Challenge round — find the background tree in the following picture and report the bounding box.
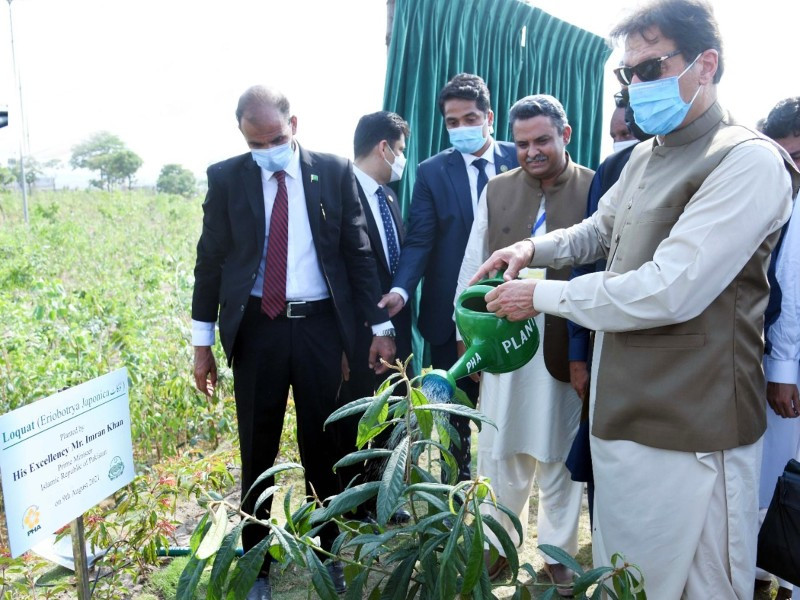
[70,131,142,191]
[0,164,16,187]
[108,149,143,190]
[156,163,197,197]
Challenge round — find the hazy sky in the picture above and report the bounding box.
[0,0,795,188]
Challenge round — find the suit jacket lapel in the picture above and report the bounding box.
[299,146,321,245]
[357,181,391,274]
[445,149,473,232]
[242,156,266,251]
[494,142,517,175]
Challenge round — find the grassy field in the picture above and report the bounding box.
[0,190,784,599]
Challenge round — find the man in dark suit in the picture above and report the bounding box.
[336,111,414,523]
[379,73,519,481]
[191,86,395,600]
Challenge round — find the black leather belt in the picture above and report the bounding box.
[249,296,333,319]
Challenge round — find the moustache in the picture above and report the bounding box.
[525,155,547,164]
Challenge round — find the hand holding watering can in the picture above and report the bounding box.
[423,269,540,393]
[467,239,540,322]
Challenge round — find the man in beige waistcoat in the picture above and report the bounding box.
[454,95,593,590]
[468,1,800,598]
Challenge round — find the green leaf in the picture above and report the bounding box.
[414,403,496,431]
[451,385,474,408]
[419,530,451,562]
[539,588,558,600]
[411,439,456,481]
[368,581,383,600]
[405,582,421,600]
[240,462,303,507]
[225,537,271,600]
[189,513,211,553]
[306,549,338,600]
[377,436,409,525]
[405,490,449,514]
[481,515,519,581]
[310,481,380,523]
[357,391,392,448]
[325,395,379,427]
[491,501,524,546]
[537,544,583,575]
[207,522,245,600]
[333,448,393,471]
[344,569,369,600]
[283,486,295,533]
[175,554,209,600]
[381,555,417,600]
[270,524,305,564]
[196,502,230,559]
[573,566,614,596]
[411,388,433,439]
[461,511,484,593]
[252,485,279,515]
[436,504,466,600]
[435,418,451,449]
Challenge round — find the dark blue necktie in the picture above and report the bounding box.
[376,187,400,274]
[473,157,489,200]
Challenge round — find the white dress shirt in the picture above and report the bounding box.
[764,195,800,383]
[460,140,498,212]
[529,140,793,332]
[193,144,327,345]
[353,166,401,266]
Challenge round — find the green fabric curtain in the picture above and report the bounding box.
[382,0,611,373]
[383,0,612,217]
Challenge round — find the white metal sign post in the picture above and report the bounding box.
[0,368,134,597]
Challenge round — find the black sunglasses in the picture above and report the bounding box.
[613,49,682,86]
[613,91,626,109]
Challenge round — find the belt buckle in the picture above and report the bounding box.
[286,301,306,319]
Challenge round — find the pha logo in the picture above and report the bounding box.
[108,456,124,481]
[23,506,41,536]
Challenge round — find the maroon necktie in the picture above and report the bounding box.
[261,170,288,318]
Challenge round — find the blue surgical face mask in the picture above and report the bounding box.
[448,120,489,154]
[251,141,293,172]
[628,54,702,136]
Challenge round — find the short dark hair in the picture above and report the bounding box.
[508,94,568,134]
[610,0,724,84]
[236,85,290,124]
[759,97,800,139]
[353,111,410,159]
[437,73,491,116]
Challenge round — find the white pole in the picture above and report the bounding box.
[7,0,28,224]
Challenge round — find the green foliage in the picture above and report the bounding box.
[0,190,243,597]
[0,165,15,187]
[0,190,235,459]
[107,149,143,190]
[177,361,649,599]
[157,163,198,197]
[70,132,142,191]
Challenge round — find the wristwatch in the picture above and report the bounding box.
[374,328,396,338]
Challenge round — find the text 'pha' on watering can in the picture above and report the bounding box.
[423,272,540,393]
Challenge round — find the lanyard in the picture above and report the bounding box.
[532,211,546,234]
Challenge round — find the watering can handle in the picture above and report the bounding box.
[477,268,508,287]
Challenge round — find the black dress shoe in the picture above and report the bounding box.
[390,509,412,524]
[327,560,346,594]
[246,576,272,600]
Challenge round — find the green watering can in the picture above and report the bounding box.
[424,272,540,392]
